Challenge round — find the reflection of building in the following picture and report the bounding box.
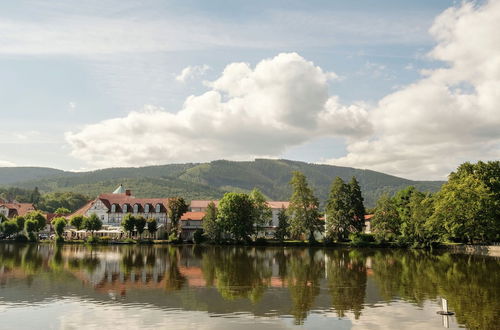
[0,200,36,219]
[69,185,172,237]
[187,200,290,238]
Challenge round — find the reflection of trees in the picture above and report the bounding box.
[0,243,498,330]
[201,247,272,302]
[164,247,186,291]
[371,250,500,330]
[287,248,324,325]
[326,249,366,319]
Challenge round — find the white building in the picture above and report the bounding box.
[69,185,171,237]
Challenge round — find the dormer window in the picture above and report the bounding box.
[144,204,150,213]
[133,204,139,213]
[111,204,116,213]
[123,204,128,213]
[155,204,161,213]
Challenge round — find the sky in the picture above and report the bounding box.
[1,0,498,180]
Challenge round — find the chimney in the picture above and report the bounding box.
[125,189,132,196]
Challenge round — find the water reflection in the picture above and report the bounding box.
[0,243,498,330]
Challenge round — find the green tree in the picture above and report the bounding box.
[249,188,272,234]
[69,215,85,230]
[135,216,147,239]
[288,171,321,242]
[147,218,158,238]
[24,219,38,241]
[122,213,136,238]
[274,207,289,241]
[25,211,47,232]
[371,194,400,242]
[54,207,71,215]
[433,175,497,243]
[400,191,434,245]
[37,192,89,213]
[325,177,352,241]
[217,192,256,241]
[0,213,7,223]
[288,171,322,242]
[14,216,25,233]
[167,197,189,236]
[30,187,41,204]
[348,177,366,232]
[53,217,67,241]
[2,220,18,238]
[431,161,500,243]
[203,202,220,242]
[83,213,102,236]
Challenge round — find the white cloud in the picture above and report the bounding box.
[0,160,15,167]
[69,101,77,112]
[329,0,500,180]
[62,1,500,179]
[175,65,211,83]
[66,53,371,168]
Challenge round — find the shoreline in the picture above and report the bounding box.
[1,239,499,256]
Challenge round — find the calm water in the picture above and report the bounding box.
[0,244,498,330]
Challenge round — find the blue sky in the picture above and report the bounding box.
[1,0,498,180]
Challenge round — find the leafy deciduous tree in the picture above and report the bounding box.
[218,192,256,241]
[147,218,158,238]
[122,213,136,238]
[70,215,85,230]
[167,198,189,236]
[135,216,147,239]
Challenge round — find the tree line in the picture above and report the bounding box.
[202,172,366,243]
[0,188,89,214]
[371,161,500,246]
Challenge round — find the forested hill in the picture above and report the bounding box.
[0,159,444,207]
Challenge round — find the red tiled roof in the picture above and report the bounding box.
[97,193,171,207]
[180,211,205,221]
[67,193,172,218]
[0,203,36,217]
[267,201,290,209]
[190,200,219,208]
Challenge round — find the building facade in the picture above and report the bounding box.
[69,185,171,237]
[0,201,36,219]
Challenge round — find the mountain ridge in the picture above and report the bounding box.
[0,159,444,207]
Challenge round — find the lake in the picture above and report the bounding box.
[0,243,498,330]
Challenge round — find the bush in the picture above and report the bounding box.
[55,236,65,244]
[123,238,136,244]
[193,229,204,244]
[349,232,376,247]
[168,233,181,243]
[86,236,100,244]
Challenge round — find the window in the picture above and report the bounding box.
[155,204,161,213]
[144,204,150,213]
[111,204,116,213]
[123,204,128,213]
[133,204,139,213]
